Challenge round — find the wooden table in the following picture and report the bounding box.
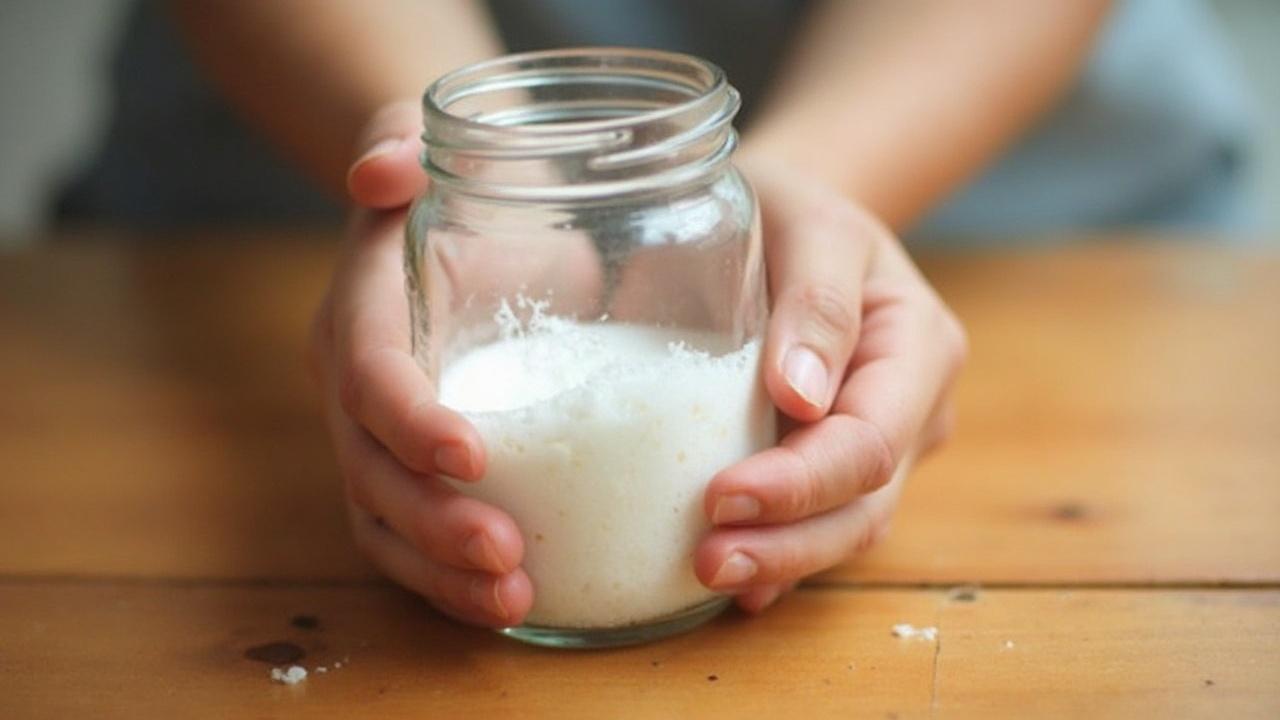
[2,233,1278,718]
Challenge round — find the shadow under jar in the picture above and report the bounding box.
[406,48,773,648]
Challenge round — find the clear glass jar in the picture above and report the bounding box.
[406,48,773,648]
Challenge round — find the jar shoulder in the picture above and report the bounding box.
[409,166,756,250]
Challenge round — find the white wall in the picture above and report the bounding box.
[0,0,1276,246]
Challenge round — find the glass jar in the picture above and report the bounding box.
[406,48,773,648]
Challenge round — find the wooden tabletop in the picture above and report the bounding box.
[2,233,1278,718]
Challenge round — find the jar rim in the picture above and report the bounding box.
[424,47,730,145]
[419,47,741,200]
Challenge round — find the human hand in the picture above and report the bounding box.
[315,102,965,626]
[308,101,533,627]
[694,155,968,612]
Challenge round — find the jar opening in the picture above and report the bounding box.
[421,48,741,200]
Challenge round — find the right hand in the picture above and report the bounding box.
[308,101,533,627]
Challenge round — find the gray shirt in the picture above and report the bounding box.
[55,0,1254,238]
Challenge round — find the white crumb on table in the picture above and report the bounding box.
[315,666,328,673]
[891,623,938,641]
[270,665,308,685]
[1003,640,1015,649]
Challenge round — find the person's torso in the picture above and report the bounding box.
[56,0,1253,237]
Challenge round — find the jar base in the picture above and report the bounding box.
[498,596,731,649]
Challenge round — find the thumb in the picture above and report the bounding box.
[760,194,877,424]
[346,100,429,209]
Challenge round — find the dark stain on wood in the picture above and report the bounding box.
[290,614,320,630]
[1051,502,1088,522]
[244,641,305,665]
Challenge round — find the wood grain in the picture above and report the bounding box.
[0,583,938,720]
[3,236,1279,718]
[0,238,370,581]
[3,582,1276,719]
[934,588,1280,718]
[830,244,1280,584]
[2,239,1276,583]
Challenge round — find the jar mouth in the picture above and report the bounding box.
[421,48,741,200]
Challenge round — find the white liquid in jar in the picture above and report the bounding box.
[439,317,774,628]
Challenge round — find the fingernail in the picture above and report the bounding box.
[783,345,828,407]
[461,532,504,573]
[355,137,403,167]
[470,578,508,620]
[712,494,761,524]
[711,551,758,588]
[435,443,473,478]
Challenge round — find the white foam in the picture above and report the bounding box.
[440,319,774,628]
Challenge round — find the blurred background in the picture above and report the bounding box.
[1,0,1276,248]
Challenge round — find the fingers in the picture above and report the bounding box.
[317,293,519,574]
[350,508,533,628]
[331,210,485,479]
[705,414,896,526]
[316,300,530,626]
[695,491,896,591]
[758,180,880,423]
[347,99,429,209]
[341,344,483,479]
[333,403,522,575]
[833,246,968,467]
[706,246,965,529]
[689,162,966,609]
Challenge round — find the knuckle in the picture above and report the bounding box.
[833,414,897,494]
[851,499,895,554]
[850,505,882,555]
[795,282,858,343]
[339,355,373,419]
[864,428,897,494]
[783,446,824,519]
[391,405,436,473]
[774,536,809,583]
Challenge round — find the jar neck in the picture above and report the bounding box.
[421,48,741,202]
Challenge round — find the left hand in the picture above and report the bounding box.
[694,155,968,612]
